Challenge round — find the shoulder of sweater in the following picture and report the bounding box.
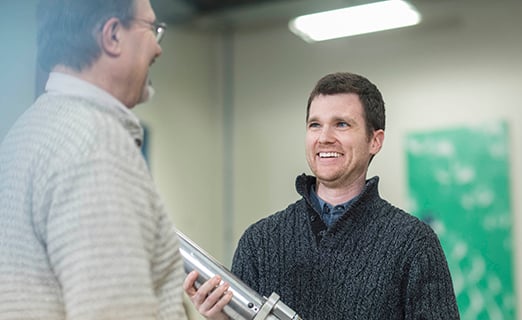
[23,95,136,160]
[1,95,145,184]
[35,94,127,136]
[354,196,438,241]
[381,198,432,225]
[383,203,439,245]
[243,198,307,235]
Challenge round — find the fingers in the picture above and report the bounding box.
[183,271,234,319]
[190,273,227,305]
[198,277,233,316]
[183,270,200,296]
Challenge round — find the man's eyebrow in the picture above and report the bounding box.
[334,115,356,122]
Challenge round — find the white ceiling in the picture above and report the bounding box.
[151,0,455,31]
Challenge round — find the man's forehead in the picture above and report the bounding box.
[134,0,155,19]
[310,94,362,113]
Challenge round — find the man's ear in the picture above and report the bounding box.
[370,129,385,156]
[100,17,122,56]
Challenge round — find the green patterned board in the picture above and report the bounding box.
[405,121,515,319]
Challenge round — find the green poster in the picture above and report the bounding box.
[406,121,515,319]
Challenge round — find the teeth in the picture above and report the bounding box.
[319,152,341,158]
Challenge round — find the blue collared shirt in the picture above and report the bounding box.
[310,185,355,228]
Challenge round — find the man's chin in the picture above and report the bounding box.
[313,171,346,186]
[138,84,155,105]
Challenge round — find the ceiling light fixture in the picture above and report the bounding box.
[288,0,421,43]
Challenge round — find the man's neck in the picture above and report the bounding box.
[52,65,133,109]
[52,65,106,92]
[316,176,366,205]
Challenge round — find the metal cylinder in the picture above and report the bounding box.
[177,231,302,320]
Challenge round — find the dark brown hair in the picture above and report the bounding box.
[306,72,386,138]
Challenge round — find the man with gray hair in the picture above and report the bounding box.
[0,0,187,319]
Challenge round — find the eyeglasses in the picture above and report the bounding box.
[132,19,167,44]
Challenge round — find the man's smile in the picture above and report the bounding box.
[318,152,343,158]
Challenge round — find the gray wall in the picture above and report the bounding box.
[0,1,38,139]
[141,0,522,316]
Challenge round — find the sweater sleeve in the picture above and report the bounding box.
[41,148,183,320]
[404,230,460,320]
[231,224,261,293]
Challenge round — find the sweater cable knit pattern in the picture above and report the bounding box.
[231,174,459,320]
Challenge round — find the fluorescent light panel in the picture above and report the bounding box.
[289,0,421,43]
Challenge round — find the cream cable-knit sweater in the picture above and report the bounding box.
[0,75,187,319]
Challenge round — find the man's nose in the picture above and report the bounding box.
[318,126,335,143]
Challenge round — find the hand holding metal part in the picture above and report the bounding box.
[178,231,303,320]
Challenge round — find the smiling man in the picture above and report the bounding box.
[0,0,187,319]
[184,72,460,320]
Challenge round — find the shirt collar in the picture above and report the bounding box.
[309,184,356,227]
[309,184,325,214]
[309,184,354,212]
[45,72,143,145]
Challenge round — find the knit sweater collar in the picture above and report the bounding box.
[295,174,381,244]
[295,173,380,220]
[295,174,381,214]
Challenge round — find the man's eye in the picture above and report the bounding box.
[337,122,349,127]
[308,122,320,128]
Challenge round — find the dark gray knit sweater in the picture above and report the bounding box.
[231,174,459,319]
